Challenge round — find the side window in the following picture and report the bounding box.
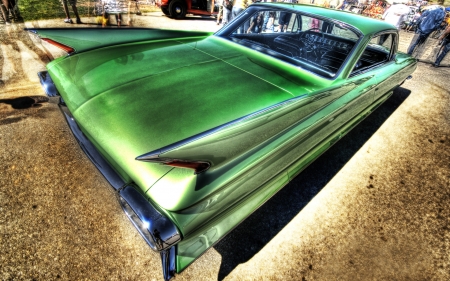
[352,33,395,75]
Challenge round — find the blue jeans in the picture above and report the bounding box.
[435,40,450,66]
[222,7,231,25]
[232,7,243,20]
[407,32,431,55]
[232,7,244,33]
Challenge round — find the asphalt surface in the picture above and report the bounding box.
[1,11,449,281]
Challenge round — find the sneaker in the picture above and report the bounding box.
[64,18,73,23]
[76,19,82,24]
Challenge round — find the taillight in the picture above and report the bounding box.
[41,38,75,54]
[163,160,210,174]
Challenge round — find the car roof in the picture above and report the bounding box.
[253,3,396,36]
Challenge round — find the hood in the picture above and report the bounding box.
[48,36,327,191]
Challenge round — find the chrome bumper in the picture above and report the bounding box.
[39,71,180,281]
[119,186,179,280]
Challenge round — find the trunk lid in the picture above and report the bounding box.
[48,36,327,192]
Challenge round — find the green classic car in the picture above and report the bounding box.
[30,3,416,280]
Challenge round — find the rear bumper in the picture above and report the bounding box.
[38,71,180,281]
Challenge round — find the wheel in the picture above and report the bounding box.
[169,0,186,19]
[161,7,170,16]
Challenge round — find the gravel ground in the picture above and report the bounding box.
[1,11,449,281]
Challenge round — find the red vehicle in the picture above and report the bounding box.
[160,0,218,19]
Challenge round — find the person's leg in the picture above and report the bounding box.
[407,32,428,55]
[60,0,72,23]
[222,7,229,25]
[134,0,141,15]
[9,0,22,21]
[69,0,81,23]
[217,5,222,24]
[116,13,122,27]
[232,7,243,32]
[1,0,11,24]
[434,42,450,66]
[231,6,237,20]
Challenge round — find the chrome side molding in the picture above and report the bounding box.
[38,71,59,97]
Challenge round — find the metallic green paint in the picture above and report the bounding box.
[32,4,417,277]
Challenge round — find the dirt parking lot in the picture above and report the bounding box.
[1,11,449,281]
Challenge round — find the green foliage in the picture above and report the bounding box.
[18,0,97,21]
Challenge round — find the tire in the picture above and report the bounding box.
[161,7,170,16]
[169,0,186,19]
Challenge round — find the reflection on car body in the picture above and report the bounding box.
[30,3,416,280]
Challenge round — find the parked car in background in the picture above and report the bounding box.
[159,0,219,18]
[29,3,416,280]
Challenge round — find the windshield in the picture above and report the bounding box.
[217,7,361,78]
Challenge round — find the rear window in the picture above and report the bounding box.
[220,8,361,78]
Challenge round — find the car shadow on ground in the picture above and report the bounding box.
[0,96,49,110]
[213,86,412,280]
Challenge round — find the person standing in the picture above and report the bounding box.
[222,0,233,25]
[433,25,450,67]
[407,6,445,56]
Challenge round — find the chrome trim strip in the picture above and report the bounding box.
[59,105,126,190]
[119,185,181,252]
[161,246,176,281]
[136,94,308,161]
[38,71,59,97]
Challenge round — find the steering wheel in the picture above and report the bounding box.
[302,29,325,59]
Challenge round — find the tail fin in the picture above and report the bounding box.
[27,28,212,55]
